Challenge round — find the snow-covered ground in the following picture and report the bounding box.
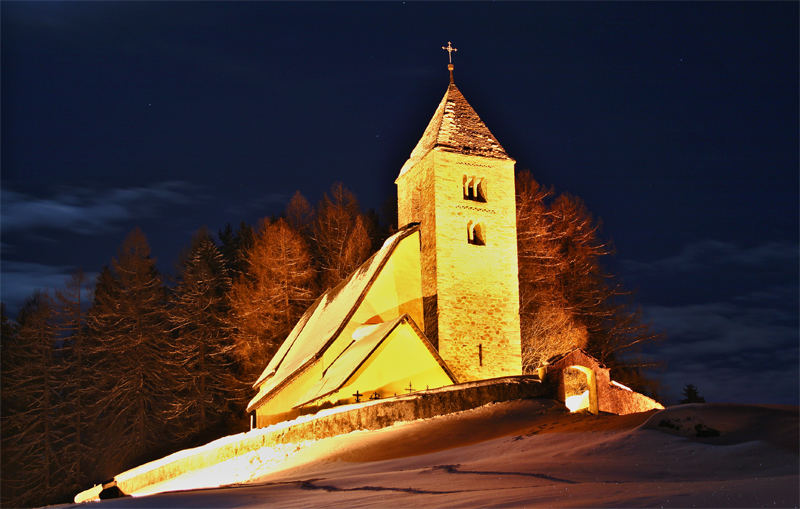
[65,399,798,508]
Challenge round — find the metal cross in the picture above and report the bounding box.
[405,381,415,394]
[442,41,458,64]
[353,390,362,403]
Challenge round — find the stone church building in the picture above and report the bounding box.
[246,59,660,427]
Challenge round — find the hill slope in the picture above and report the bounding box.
[66,400,798,508]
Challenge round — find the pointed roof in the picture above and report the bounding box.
[292,314,456,408]
[246,224,422,412]
[397,81,512,178]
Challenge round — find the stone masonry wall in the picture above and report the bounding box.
[79,377,545,501]
[432,150,522,381]
[397,148,522,382]
[396,152,440,348]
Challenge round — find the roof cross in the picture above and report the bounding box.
[441,41,458,64]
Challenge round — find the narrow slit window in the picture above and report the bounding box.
[479,344,483,366]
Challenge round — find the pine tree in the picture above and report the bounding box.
[311,182,372,290]
[229,218,316,381]
[86,228,171,476]
[168,229,245,441]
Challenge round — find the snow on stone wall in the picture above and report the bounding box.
[76,376,546,502]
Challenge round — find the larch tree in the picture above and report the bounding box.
[285,190,314,234]
[228,218,316,382]
[0,293,69,507]
[516,171,588,370]
[311,182,372,290]
[168,229,245,441]
[85,228,172,476]
[55,269,95,496]
[515,171,660,393]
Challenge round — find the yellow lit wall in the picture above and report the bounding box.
[255,230,432,426]
[322,321,454,405]
[397,148,522,382]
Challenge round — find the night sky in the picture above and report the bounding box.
[2,2,797,405]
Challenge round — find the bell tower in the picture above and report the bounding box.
[395,45,522,382]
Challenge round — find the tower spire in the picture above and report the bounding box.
[441,41,457,83]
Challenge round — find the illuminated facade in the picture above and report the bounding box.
[395,73,522,381]
[248,67,522,426]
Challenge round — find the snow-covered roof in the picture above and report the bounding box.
[291,314,453,408]
[248,224,421,411]
[397,81,512,179]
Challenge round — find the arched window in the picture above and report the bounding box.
[467,221,486,246]
[463,175,487,202]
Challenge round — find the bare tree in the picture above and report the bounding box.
[515,171,661,391]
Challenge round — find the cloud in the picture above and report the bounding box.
[1,261,97,314]
[622,240,798,274]
[640,297,798,405]
[622,239,799,405]
[224,193,289,217]
[1,181,199,235]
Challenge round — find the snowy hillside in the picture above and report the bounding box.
[66,400,798,508]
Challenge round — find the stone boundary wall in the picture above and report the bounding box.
[603,384,664,415]
[76,376,545,502]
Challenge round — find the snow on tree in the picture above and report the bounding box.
[229,218,317,382]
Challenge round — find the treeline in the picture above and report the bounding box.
[0,183,378,507]
[0,176,659,507]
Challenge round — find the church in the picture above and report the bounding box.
[246,47,659,427]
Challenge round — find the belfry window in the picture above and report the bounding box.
[467,221,486,246]
[463,175,487,202]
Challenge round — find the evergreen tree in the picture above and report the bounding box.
[86,228,171,476]
[55,270,95,496]
[0,293,68,507]
[218,221,254,279]
[229,218,316,381]
[311,182,372,290]
[168,229,245,441]
[285,190,314,234]
[680,384,706,403]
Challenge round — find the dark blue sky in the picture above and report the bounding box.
[2,2,797,405]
